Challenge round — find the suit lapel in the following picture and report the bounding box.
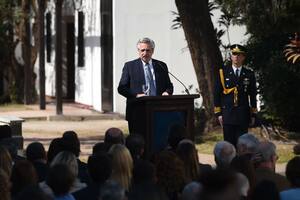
[136,59,146,84]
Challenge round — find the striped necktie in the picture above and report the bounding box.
[145,63,156,96]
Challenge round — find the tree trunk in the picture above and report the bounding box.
[175,0,223,133]
[23,0,33,104]
[55,0,63,115]
[38,0,46,109]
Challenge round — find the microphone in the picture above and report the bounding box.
[156,61,190,95]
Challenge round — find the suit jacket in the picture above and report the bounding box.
[214,65,257,125]
[118,58,173,120]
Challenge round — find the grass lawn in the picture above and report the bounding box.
[0,103,30,112]
[195,127,296,163]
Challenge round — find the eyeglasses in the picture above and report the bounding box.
[139,49,152,52]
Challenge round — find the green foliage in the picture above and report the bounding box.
[215,0,300,131]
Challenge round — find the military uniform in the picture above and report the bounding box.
[214,45,257,146]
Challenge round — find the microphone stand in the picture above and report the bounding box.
[168,71,190,95]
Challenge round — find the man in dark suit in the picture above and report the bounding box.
[214,44,257,147]
[118,37,173,132]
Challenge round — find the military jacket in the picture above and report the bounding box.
[214,65,257,125]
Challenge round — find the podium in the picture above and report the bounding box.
[129,94,199,158]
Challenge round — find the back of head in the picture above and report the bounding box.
[11,160,38,195]
[0,138,18,160]
[125,134,145,160]
[26,142,47,162]
[167,123,186,150]
[99,180,126,200]
[47,138,63,164]
[46,164,76,196]
[199,169,239,200]
[87,152,112,184]
[286,156,300,187]
[61,131,80,157]
[182,181,202,200]
[50,151,78,177]
[237,133,259,155]
[93,142,109,155]
[104,128,125,148]
[214,141,236,169]
[253,141,276,166]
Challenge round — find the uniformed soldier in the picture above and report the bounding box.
[214,44,257,147]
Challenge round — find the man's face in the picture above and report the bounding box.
[231,52,245,67]
[138,42,154,63]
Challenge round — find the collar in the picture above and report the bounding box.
[142,59,153,66]
[232,65,243,71]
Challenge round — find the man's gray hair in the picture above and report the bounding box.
[214,141,236,168]
[237,133,259,154]
[137,37,155,49]
[256,141,276,162]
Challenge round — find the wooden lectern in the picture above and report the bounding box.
[129,94,199,158]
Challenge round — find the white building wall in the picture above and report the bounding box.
[75,0,101,110]
[114,0,198,115]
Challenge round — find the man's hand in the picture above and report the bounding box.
[136,93,146,98]
[162,92,169,96]
[218,116,223,128]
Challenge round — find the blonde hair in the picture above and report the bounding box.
[0,146,12,177]
[50,151,78,177]
[109,144,133,191]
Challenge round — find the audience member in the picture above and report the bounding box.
[280,156,300,200]
[0,168,11,200]
[46,164,76,200]
[26,142,49,182]
[40,151,86,197]
[61,131,89,184]
[236,133,259,156]
[108,144,133,192]
[251,180,280,200]
[104,128,125,150]
[125,134,145,162]
[128,160,168,200]
[199,169,240,200]
[176,139,211,182]
[235,172,250,199]
[230,154,256,193]
[73,152,112,200]
[213,141,236,169]
[99,180,126,200]
[253,141,290,191]
[155,150,186,200]
[15,185,53,200]
[167,123,186,152]
[92,142,109,155]
[47,138,63,164]
[10,160,39,198]
[181,181,202,200]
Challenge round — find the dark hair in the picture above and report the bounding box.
[125,134,145,160]
[92,142,109,155]
[46,164,75,196]
[61,131,80,157]
[26,142,47,161]
[87,152,112,183]
[11,160,38,196]
[104,128,124,147]
[47,138,63,164]
[286,156,300,187]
